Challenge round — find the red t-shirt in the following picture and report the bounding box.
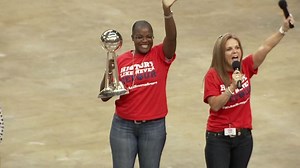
[203,55,258,132]
[115,44,175,120]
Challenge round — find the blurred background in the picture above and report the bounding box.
[0,0,299,167]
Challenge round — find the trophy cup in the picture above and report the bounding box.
[98,29,128,99]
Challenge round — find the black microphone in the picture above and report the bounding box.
[232,61,242,89]
[278,0,294,28]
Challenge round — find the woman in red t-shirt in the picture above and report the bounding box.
[99,0,177,167]
[203,15,294,168]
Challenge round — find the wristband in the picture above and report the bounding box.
[164,11,173,19]
[227,87,234,95]
[279,26,286,35]
[224,89,232,96]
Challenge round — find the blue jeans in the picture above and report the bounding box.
[110,114,166,168]
[205,129,253,168]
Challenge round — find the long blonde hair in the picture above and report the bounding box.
[210,33,244,86]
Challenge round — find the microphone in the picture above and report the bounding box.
[278,0,294,28]
[232,61,242,89]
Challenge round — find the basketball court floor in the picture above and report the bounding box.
[0,0,299,167]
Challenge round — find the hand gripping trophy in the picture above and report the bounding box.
[98,29,128,99]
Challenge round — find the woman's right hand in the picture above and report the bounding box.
[108,59,115,73]
[232,70,243,88]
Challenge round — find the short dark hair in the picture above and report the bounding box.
[131,20,153,35]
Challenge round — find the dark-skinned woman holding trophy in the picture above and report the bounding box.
[203,13,295,168]
[99,0,177,167]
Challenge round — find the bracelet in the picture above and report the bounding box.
[227,87,234,95]
[224,89,232,97]
[279,26,286,35]
[164,11,173,19]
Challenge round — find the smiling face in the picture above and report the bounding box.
[224,38,242,71]
[131,21,154,55]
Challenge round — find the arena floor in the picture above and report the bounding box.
[0,0,299,167]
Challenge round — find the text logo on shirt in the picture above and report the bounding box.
[120,61,157,85]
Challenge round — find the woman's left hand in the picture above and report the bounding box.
[282,14,295,32]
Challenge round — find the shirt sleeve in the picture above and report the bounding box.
[203,69,221,104]
[154,43,176,65]
[242,54,258,78]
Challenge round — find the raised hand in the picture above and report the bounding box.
[281,14,295,32]
[162,0,177,9]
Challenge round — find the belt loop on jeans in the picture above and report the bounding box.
[133,120,146,124]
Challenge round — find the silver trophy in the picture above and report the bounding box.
[98,29,128,99]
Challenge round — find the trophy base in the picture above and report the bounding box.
[113,88,129,97]
[98,88,114,99]
[98,88,128,99]
[114,82,129,96]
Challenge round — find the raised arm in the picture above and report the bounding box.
[162,0,177,59]
[252,15,295,69]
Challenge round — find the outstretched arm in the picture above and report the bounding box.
[252,15,295,69]
[162,0,177,59]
